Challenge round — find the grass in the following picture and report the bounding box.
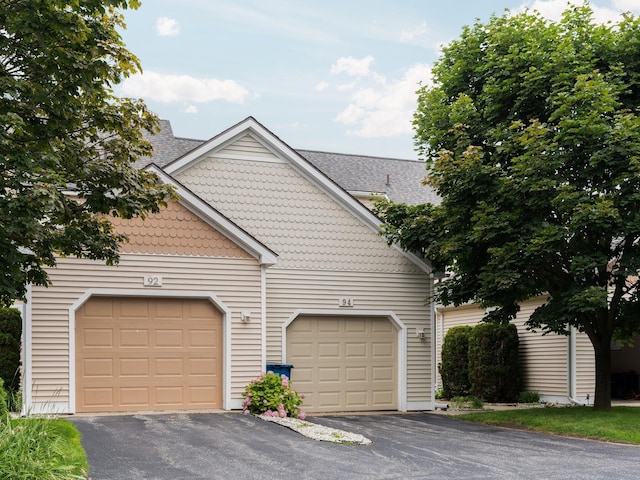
[456,406,640,444]
[0,415,88,480]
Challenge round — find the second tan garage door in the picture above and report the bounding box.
[287,316,397,413]
[76,297,223,413]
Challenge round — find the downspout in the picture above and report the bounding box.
[430,273,436,409]
[568,326,587,406]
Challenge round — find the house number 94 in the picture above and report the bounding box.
[338,297,354,307]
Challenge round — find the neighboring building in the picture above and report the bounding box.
[22,117,437,414]
[436,297,640,404]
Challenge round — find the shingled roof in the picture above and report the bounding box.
[138,119,439,206]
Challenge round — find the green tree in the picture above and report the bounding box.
[376,4,640,410]
[0,1,173,306]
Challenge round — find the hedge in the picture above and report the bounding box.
[439,325,473,398]
[0,308,22,394]
[468,323,520,403]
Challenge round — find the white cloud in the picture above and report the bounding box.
[184,105,198,114]
[120,71,250,104]
[612,0,640,13]
[336,82,356,92]
[314,81,329,92]
[331,55,375,77]
[156,17,180,36]
[400,22,428,42]
[331,55,386,84]
[516,0,627,23]
[334,64,432,138]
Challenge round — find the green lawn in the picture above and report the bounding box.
[0,416,88,480]
[456,406,640,444]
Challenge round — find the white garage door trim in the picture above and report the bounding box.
[282,309,407,412]
[68,289,232,413]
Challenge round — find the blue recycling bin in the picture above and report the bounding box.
[266,363,294,378]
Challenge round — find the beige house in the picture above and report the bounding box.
[22,117,437,415]
[436,297,640,404]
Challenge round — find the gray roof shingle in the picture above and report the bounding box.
[139,120,439,206]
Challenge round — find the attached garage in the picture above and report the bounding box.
[286,315,398,413]
[75,296,223,413]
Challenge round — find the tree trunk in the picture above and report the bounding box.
[592,339,612,411]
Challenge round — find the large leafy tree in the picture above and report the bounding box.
[376,4,640,410]
[0,0,173,306]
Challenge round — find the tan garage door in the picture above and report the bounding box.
[287,316,397,413]
[76,297,223,413]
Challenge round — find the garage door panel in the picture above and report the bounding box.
[345,366,367,382]
[120,358,149,376]
[83,358,113,377]
[156,330,183,347]
[189,357,217,375]
[318,342,340,358]
[155,358,182,376]
[83,387,113,407]
[318,319,340,333]
[287,316,398,413]
[76,297,223,412]
[120,387,149,406]
[345,391,367,407]
[190,329,217,347]
[82,328,114,347]
[345,342,367,357]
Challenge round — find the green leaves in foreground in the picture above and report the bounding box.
[0,416,88,480]
[457,407,640,444]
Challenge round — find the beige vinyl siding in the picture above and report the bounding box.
[266,268,432,406]
[575,332,595,398]
[218,133,279,160]
[30,254,262,410]
[437,297,569,398]
[516,299,568,397]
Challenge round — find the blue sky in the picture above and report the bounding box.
[118,0,640,159]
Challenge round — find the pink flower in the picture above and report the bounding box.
[299,412,306,420]
[243,410,249,415]
[281,378,289,387]
[300,393,305,399]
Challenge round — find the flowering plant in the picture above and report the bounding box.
[242,372,306,419]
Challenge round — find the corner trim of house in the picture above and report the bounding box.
[281,309,408,412]
[66,288,233,414]
[21,285,33,417]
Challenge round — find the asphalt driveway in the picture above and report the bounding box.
[70,412,639,480]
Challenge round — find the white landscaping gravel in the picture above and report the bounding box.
[258,415,372,445]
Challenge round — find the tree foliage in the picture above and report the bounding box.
[375,4,640,410]
[0,0,173,306]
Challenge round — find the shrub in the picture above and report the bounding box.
[439,325,473,398]
[450,395,484,410]
[0,379,7,418]
[242,372,305,419]
[0,417,88,479]
[519,390,541,404]
[468,323,520,402]
[0,308,21,394]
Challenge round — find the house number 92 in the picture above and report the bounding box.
[143,275,163,287]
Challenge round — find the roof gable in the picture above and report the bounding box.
[147,165,278,266]
[161,117,431,274]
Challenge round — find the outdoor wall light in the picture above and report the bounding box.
[241,311,251,322]
[416,328,426,339]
